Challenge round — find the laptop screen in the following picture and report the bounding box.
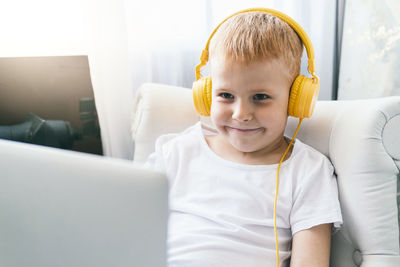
[0,139,168,267]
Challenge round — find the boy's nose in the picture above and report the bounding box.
[232,101,253,122]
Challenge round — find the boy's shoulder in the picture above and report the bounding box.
[291,138,334,172]
[294,138,326,157]
[154,122,203,152]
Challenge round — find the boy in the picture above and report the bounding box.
[146,10,342,267]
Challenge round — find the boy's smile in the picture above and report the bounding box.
[206,57,293,164]
[226,126,263,132]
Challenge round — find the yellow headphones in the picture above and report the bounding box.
[192,7,320,119]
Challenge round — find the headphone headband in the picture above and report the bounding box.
[195,8,317,81]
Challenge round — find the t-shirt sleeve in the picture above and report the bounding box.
[290,155,343,236]
[143,135,172,173]
[144,151,164,172]
[143,123,199,180]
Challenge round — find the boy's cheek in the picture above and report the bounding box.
[210,102,227,114]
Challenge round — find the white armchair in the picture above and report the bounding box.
[131,83,400,267]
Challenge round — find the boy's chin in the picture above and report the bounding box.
[229,142,260,154]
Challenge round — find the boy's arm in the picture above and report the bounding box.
[290,223,332,267]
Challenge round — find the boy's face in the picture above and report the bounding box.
[209,57,291,155]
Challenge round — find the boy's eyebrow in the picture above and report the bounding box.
[214,87,273,92]
[213,87,228,91]
[248,88,273,93]
[213,87,233,93]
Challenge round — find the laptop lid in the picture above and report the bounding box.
[0,139,168,267]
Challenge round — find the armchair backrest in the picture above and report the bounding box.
[132,83,400,267]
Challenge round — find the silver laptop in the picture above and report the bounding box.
[0,139,168,267]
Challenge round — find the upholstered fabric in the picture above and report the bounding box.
[131,83,400,267]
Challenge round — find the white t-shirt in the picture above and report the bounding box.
[145,122,342,267]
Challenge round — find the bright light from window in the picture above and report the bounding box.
[0,0,88,57]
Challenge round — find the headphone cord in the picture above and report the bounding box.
[274,118,303,267]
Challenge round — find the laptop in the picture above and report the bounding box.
[0,139,168,267]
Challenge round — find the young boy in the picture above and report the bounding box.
[146,10,342,267]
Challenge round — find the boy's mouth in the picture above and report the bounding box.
[226,126,264,133]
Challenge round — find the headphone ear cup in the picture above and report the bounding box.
[288,75,320,118]
[192,76,212,116]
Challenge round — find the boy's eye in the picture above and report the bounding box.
[219,92,234,99]
[253,94,269,100]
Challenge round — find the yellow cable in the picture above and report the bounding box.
[274,118,303,267]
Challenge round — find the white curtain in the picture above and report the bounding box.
[83,0,134,159]
[338,0,400,99]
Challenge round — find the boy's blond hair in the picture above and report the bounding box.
[209,12,303,84]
